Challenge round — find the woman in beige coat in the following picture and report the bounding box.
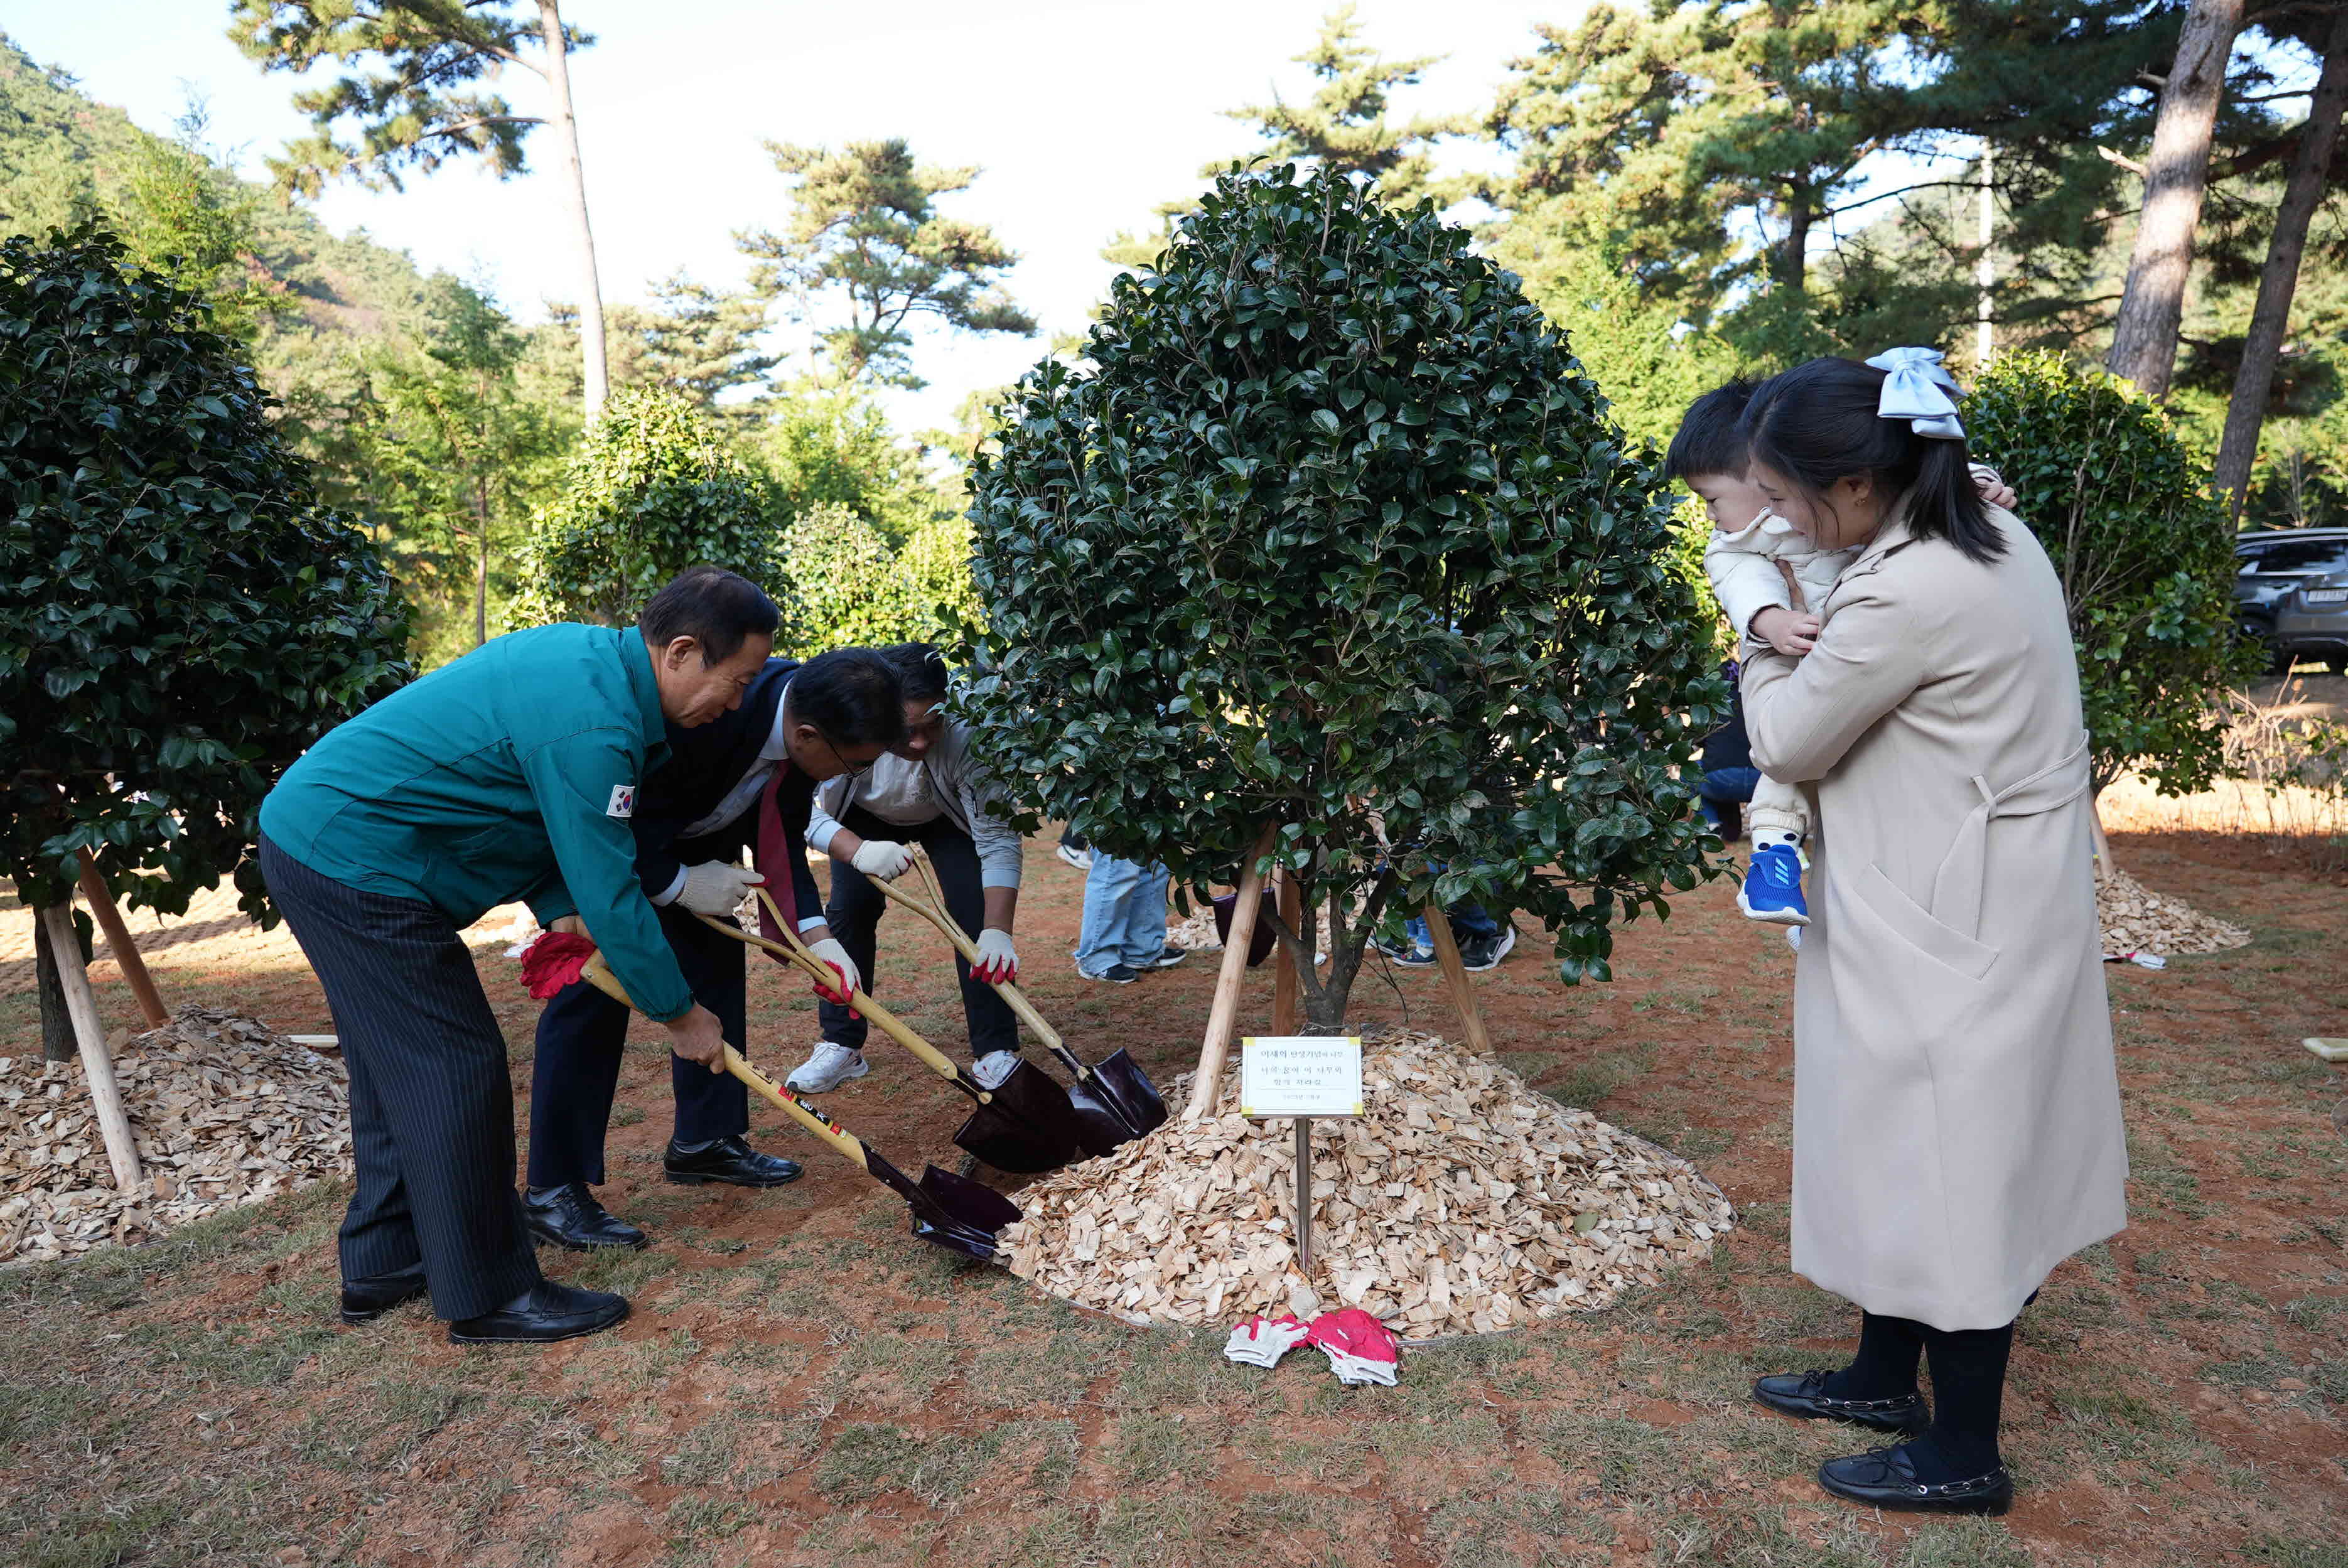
[1733,351,2128,1518]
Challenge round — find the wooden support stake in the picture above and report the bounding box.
[1271,869,1302,1034]
[1422,901,1492,1057]
[77,849,167,1029]
[37,904,144,1195]
[1187,822,1279,1120]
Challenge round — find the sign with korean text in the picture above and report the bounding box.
[1239,1036,1363,1119]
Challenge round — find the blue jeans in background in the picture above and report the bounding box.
[1073,853,1171,975]
[1699,765,1762,829]
[1405,901,1502,951]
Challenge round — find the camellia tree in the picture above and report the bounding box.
[965,166,1722,1028]
[1964,352,2261,802]
[509,384,780,629]
[0,225,410,1021]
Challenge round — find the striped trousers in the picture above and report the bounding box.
[260,835,541,1320]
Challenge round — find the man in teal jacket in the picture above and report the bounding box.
[259,567,775,1345]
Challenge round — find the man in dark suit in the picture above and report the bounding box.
[522,645,908,1249]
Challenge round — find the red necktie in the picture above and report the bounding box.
[753,762,796,947]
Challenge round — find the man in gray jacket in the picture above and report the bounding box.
[784,643,1027,1093]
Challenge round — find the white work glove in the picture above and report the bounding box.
[1223,1313,1311,1368]
[851,839,913,880]
[674,861,765,916]
[806,937,861,1007]
[971,927,1019,984]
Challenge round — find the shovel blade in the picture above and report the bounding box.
[918,1164,1024,1232]
[861,1145,1020,1262]
[1088,1050,1169,1136]
[951,1061,1081,1173]
[1064,1076,1144,1158]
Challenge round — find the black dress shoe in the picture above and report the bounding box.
[664,1134,804,1188]
[1753,1370,1929,1434]
[339,1260,428,1323]
[523,1183,649,1251]
[1818,1446,2013,1515]
[447,1279,630,1346]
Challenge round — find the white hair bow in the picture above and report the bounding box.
[1865,346,1966,440]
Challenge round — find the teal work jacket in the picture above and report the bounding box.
[260,624,694,1021]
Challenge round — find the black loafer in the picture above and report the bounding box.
[339,1260,428,1323]
[664,1134,804,1188]
[1753,1370,1929,1434]
[523,1183,649,1250]
[448,1279,630,1345]
[1818,1445,2013,1515]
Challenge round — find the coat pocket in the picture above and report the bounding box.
[1850,862,1998,981]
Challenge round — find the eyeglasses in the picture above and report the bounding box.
[818,730,871,787]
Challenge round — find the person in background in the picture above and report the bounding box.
[1056,827,1092,871]
[1072,850,1183,983]
[257,568,767,1345]
[1698,657,1761,839]
[782,643,1031,1094]
[1372,893,1515,972]
[522,635,907,1250]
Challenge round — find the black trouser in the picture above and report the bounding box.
[819,807,1019,1060]
[261,835,541,1321]
[525,900,748,1188]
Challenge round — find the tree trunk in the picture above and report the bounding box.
[537,0,608,422]
[2106,0,2244,397]
[2214,6,2348,521]
[1780,185,1811,291]
[1975,145,1996,368]
[33,903,75,1063]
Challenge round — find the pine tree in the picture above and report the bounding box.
[227,1,614,418]
[736,139,1034,389]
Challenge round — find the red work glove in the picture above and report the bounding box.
[805,937,861,1016]
[1223,1312,1311,1368]
[519,931,600,1000]
[1302,1308,1401,1386]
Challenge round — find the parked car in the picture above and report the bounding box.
[2234,528,2348,669]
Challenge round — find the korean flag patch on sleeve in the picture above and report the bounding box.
[606,784,636,819]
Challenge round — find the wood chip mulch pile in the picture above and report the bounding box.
[1,1006,351,1264]
[1003,1029,1733,1338]
[2098,866,2251,957]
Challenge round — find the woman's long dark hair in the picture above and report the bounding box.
[1739,357,2005,564]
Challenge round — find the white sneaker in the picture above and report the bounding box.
[785,1042,868,1093]
[972,1050,1023,1090]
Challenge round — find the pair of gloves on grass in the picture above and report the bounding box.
[1223,1308,1400,1386]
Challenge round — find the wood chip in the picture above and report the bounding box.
[1000,1029,1735,1336]
[1,1006,350,1265]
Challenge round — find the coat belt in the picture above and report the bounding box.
[1928,732,2092,943]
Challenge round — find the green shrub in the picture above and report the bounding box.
[779,504,924,653]
[510,384,778,628]
[0,224,409,922]
[965,166,1723,1023]
[1964,352,2262,797]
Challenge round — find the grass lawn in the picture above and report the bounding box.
[1,829,2342,1567]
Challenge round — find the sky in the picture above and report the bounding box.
[1,0,1592,433]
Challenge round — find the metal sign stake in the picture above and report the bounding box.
[1294,1115,1313,1273]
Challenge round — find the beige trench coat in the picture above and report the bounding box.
[1740,500,2127,1331]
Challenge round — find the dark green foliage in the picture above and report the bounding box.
[0,225,411,920]
[1964,352,2261,796]
[510,384,777,628]
[966,167,1723,1023]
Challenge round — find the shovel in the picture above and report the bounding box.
[704,891,1082,1174]
[574,957,1019,1262]
[870,847,1168,1157]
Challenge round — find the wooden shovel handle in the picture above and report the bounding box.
[724,891,985,1096]
[868,847,1064,1052]
[577,957,873,1172]
[1186,820,1279,1120]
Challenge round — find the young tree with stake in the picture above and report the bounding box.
[966,168,1722,1034]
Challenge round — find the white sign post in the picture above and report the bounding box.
[1240,1036,1363,1273]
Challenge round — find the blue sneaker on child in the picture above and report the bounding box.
[1738,842,1810,926]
